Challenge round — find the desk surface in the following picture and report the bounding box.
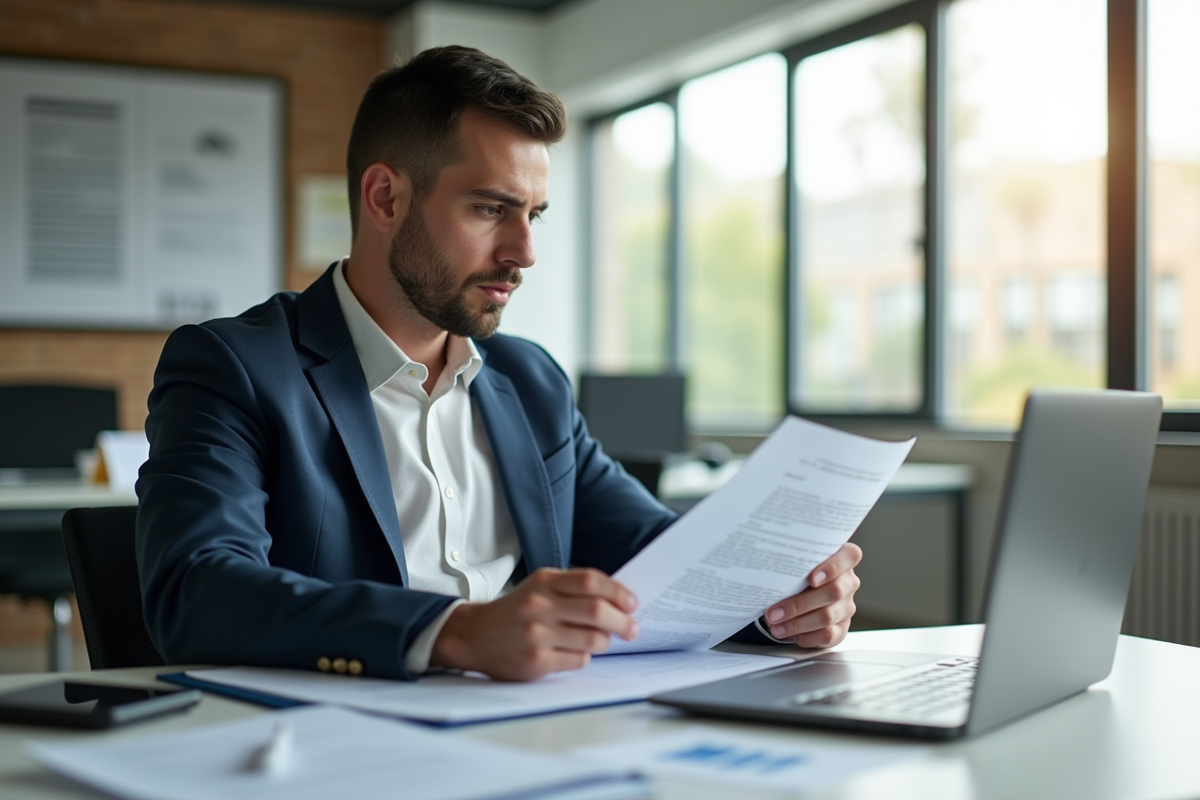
[0,484,137,512]
[660,461,972,502]
[0,625,1195,800]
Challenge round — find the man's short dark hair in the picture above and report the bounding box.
[346,45,567,230]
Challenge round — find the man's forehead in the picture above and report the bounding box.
[438,113,550,203]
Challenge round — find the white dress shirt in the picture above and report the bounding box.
[332,260,521,672]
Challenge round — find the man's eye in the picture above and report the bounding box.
[480,205,501,217]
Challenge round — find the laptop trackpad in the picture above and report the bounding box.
[747,659,902,695]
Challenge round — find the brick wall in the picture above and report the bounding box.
[0,0,386,646]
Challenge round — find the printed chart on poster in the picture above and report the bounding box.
[0,57,282,329]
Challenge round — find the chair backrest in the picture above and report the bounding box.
[61,507,165,669]
[577,372,686,459]
[0,384,118,471]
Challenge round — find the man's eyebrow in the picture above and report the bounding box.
[469,189,549,213]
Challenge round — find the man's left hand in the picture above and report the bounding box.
[762,542,862,649]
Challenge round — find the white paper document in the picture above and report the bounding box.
[28,705,649,800]
[185,650,791,725]
[572,728,928,795]
[609,416,914,655]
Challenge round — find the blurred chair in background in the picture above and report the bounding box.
[0,384,119,671]
[577,373,686,497]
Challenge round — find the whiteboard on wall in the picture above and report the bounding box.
[0,57,283,329]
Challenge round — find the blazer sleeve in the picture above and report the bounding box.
[136,324,454,680]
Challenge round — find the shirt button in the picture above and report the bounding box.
[333,658,348,674]
[444,486,455,499]
[348,659,364,676]
[317,656,331,672]
[450,550,461,562]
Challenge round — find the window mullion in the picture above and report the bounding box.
[1107,0,1147,391]
[784,51,801,416]
[666,89,685,372]
[924,0,947,419]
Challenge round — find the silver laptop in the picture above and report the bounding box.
[652,389,1162,739]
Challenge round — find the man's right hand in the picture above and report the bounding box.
[429,567,639,681]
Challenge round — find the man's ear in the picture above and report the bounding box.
[359,163,413,235]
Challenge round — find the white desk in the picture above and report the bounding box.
[0,483,138,512]
[1,625,1196,800]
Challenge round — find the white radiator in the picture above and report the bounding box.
[1123,488,1200,647]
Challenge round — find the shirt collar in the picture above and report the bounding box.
[332,259,483,392]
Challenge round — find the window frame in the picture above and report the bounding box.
[585,0,1194,433]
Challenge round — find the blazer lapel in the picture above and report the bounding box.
[471,367,563,571]
[296,269,409,584]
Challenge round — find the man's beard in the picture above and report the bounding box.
[387,207,521,340]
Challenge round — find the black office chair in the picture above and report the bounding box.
[60,507,165,669]
[0,384,119,671]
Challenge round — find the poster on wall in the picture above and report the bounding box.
[0,57,282,329]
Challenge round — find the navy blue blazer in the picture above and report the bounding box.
[136,266,678,679]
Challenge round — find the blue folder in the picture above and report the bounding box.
[157,672,306,710]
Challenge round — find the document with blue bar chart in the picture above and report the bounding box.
[606,416,914,655]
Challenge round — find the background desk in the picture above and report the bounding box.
[0,485,138,671]
[662,462,974,624]
[0,625,1195,800]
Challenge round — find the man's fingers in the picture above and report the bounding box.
[501,647,592,682]
[789,620,852,650]
[770,593,857,639]
[766,569,860,624]
[554,596,639,640]
[546,623,617,654]
[540,567,638,612]
[808,542,863,587]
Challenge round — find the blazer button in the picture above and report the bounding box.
[333,657,348,674]
[317,656,331,672]
[348,659,364,676]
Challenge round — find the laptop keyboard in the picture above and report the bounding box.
[799,657,979,716]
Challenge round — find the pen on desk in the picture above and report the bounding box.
[248,719,293,777]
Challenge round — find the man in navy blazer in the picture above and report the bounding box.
[136,46,862,681]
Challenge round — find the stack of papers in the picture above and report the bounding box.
[28,705,651,800]
[173,649,792,725]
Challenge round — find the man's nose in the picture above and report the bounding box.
[497,218,536,270]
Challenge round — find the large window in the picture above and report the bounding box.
[589,0,1191,432]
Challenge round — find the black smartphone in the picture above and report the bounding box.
[0,681,201,729]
